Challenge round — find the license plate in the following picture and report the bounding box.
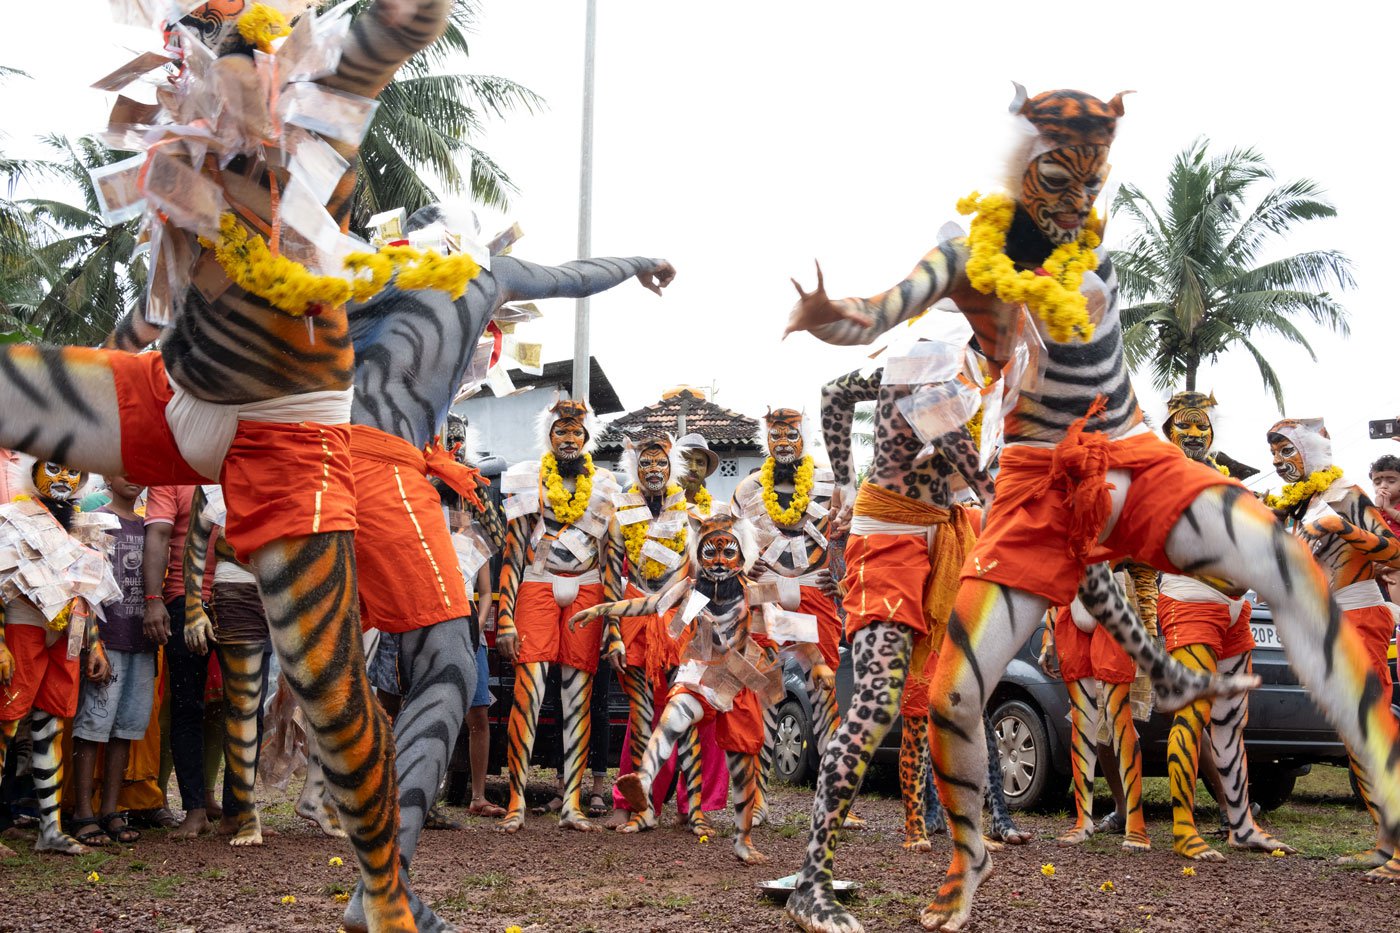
[1251,622,1283,650]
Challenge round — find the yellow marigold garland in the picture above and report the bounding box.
[760,456,815,527]
[1264,465,1343,511]
[541,452,594,526]
[622,483,689,580]
[204,214,481,317]
[691,487,713,516]
[957,191,1101,344]
[965,407,984,451]
[237,4,292,53]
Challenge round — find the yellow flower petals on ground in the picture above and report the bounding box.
[1040,863,1055,877]
[1182,866,1196,877]
[281,895,297,905]
[86,871,100,883]
[1099,881,1115,893]
[328,856,344,867]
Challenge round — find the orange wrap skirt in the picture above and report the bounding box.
[1158,593,1254,660]
[1345,604,1396,687]
[620,583,680,685]
[1054,607,1136,684]
[671,684,765,756]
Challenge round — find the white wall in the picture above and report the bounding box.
[452,384,560,465]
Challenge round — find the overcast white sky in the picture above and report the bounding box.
[3,1,1397,491]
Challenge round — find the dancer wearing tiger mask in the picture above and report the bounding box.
[1159,392,1293,861]
[784,85,1395,933]
[1265,417,1400,879]
[571,513,781,864]
[496,397,625,833]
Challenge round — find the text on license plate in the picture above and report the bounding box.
[1251,623,1283,649]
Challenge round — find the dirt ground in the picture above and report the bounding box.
[0,764,1395,932]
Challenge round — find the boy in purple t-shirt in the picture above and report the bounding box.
[70,476,152,845]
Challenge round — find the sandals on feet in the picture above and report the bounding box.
[587,794,610,818]
[467,801,507,818]
[71,819,110,847]
[100,813,140,844]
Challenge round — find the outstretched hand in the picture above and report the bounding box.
[569,607,603,632]
[637,261,676,296]
[783,261,870,338]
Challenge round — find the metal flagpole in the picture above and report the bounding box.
[572,0,597,404]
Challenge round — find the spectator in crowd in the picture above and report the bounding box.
[1370,455,1400,594]
[70,475,152,846]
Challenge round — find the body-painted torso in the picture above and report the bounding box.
[1286,483,1400,591]
[731,466,835,575]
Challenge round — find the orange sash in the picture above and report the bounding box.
[348,424,486,511]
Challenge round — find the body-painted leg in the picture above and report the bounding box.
[1339,752,1395,868]
[346,617,474,933]
[296,732,346,837]
[496,660,548,834]
[30,711,87,855]
[558,665,598,832]
[923,581,1048,933]
[728,751,767,864]
[983,708,1031,844]
[251,533,413,933]
[900,714,931,851]
[1102,682,1149,850]
[785,623,911,933]
[813,676,839,757]
[1057,679,1099,845]
[754,703,777,826]
[619,665,654,774]
[217,642,269,846]
[1166,643,1222,860]
[678,725,714,836]
[1210,651,1294,855]
[615,693,705,833]
[925,756,948,836]
[1165,486,1400,858]
[0,346,126,476]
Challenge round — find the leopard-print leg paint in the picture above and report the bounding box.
[218,642,268,846]
[786,623,911,933]
[30,711,84,855]
[923,581,1048,933]
[754,703,777,826]
[901,714,932,851]
[558,665,597,832]
[1056,679,1099,845]
[1166,643,1221,860]
[728,750,768,864]
[496,660,548,834]
[616,693,705,834]
[296,730,347,837]
[1077,563,1256,713]
[678,725,714,836]
[1210,651,1293,855]
[983,708,1030,843]
[1166,486,1400,858]
[619,665,654,774]
[1103,682,1149,850]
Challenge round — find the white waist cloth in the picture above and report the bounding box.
[214,561,257,586]
[756,569,825,612]
[1335,578,1385,611]
[165,384,355,481]
[850,515,938,537]
[1161,574,1248,623]
[522,567,601,608]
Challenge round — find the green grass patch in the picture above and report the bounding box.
[148,874,185,898]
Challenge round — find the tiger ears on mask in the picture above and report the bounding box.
[1009,82,1134,117]
[1108,91,1134,117]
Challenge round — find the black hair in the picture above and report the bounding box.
[1371,454,1400,477]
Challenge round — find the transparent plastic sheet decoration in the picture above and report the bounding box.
[109,0,203,30]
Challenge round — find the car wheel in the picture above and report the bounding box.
[772,698,815,786]
[990,698,1053,811]
[1249,769,1297,812]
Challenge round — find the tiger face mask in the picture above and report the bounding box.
[1020,146,1109,246]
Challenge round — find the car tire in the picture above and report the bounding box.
[1249,770,1297,812]
[990,698,1054,811]
[772,698,816,786]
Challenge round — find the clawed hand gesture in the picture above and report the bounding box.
[783,261,871,338]
[569,605,605,632]
[637,261,677,296]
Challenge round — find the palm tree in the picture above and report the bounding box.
[348,0,543,231]
[0,66,45,336]
[1111,139,1353,411]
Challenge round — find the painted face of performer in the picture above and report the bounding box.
[550,418,587,462]
[1269,435,1305,483]
[698,530,743,582]
[681,449,709,492]
[1021,146,1109,245]
[33,462,85,502]
[637,444,671,493]
[766,411,805,465]
[1168,406,1214,462]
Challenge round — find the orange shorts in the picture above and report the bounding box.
[352,441,469,634]
[621,584,652,669]
[671,684,765,756]
[1054,607,1136,684]
[843,533,933,639]
[0,624,82,720]
[102,349,207,487]
[1158,594,1254,659]
[1345,604,1396,688]
[969,433,1240,606]
[799,586,842,670]
[514,580,606,674]
[220,420,357,562]
[901,632,939,719]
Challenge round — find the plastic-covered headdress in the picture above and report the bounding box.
[621,433,684,490]
[1267,417,1333,477]
[536,393,598,454]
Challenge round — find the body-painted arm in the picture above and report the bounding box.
[469,495,508,554]
[495,514,528,644]
[182,487,215,654]
[788,243,963,346]
[493,256,675,303]
[601,514,626,662]
[820,369,880,488]
[570,578,693,631]
[1126,563,1159,635]
[104,311,162,353]
[934,425,996,506]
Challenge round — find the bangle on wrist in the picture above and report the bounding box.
[144,594,163,601]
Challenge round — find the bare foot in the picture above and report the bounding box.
[982,837,1004,852]
[689,812,715,838]
[495,808,526,834]
[1228,827,1294,854]
[1364,853,1400,882]
[35,831,89,856]
[1338,847,1393,868]
[171,810,211,839]
[615,773,648,813]
[988,818,1033,845]
[903,835,932,853]
[733,835,768,864]
[842,811,866,831]
[920,848,994,931]
[558,808,599,832]
[229,812,264,847]
[296,797,347,838]
[1173,833,1225,861]
[1121,830,1151,852]
[615,811,655,834]
[467,799,507,819]
[1056,824,1094,846]
[785,876,865,933]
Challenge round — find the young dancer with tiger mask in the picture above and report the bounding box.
[496,398,626,834]
[1158,392,1293,861]
[813,351,1030,871]
[570,513,780,864]
[1265,417,1400,879]
[784,85,1397,933]
[731,408,846,823]
[0,3,463,927]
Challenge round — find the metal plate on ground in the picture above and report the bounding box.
[758,874,860,900]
